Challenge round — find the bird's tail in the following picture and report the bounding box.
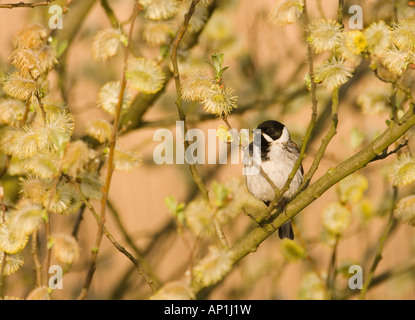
[278,220,294,240]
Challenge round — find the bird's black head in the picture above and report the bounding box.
[256,120,286,142]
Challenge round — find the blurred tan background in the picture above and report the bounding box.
[0,0,414,299]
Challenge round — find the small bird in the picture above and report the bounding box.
[244,120,303,240]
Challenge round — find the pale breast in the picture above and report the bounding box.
[244,142,303,203]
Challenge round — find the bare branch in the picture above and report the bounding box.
[78,1,142,300]
[64,175,158,294]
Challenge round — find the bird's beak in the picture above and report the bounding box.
[261,132,274,143]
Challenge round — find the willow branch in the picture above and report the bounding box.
[326,237,339,300]
[65,175,157,294]
[54,0,97,101]
[100,0,120,29]
[107,199,161,286]
[78,2,141,300]
[0,0,56,8]
[370,139,409,163]
[338,0,344,26]
[43,175,60,287]
[170,0,209,203]
[261,0,319,218]
[71,205,86,240]
[110,162,225,298]
[84,197,156,293]
[107,199,142,257]
[359,187,398,300]
[170,0,230,249]
[301,87,340,189]
[189,109,415,295]
[0,196,6,297]
[0,156,10,181]
[0,255,6,298]
[31,230,43,287]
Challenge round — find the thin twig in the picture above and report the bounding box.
[78,1,141,300]
[170,0,210,203]
[36,94,46,121]
[214,219,229,248]
[0,254,6,298]
[326,237,339,300]
[107,199,161,286]
[31,230,43,287]
[107,199,143,257]
[316,0,326,18]
[258,0,319,221]
[359,187,398,300]
[337,0,344,26]
[43,176,60,285]
[71,204,86,240]
[393,0,398,22]
[0,156,11,181]
[21,100,31,127]
[62,0,74,14]
[0,194,6,297]
[301,86,340,190]
[171,0,229,248]
[100,0,120,29]
[0,0,56,9]
[66,175,157,294]
[370,139,409,163]
[89,204,157,293]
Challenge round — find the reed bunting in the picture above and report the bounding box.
[244,120,303,240]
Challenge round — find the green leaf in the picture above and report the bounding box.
[165,195,185,218]
[164,195,178,214]
[218,67,229,79]
[164,196,185,230]
[205,53,229,81]
[211,52,224,71]
[212,181,230,208]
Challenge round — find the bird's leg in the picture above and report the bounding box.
[258,201,277,231]
[244,207,277,230]
[262,198,290,230]
[260,213,278,231]
[242,207,263,225]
